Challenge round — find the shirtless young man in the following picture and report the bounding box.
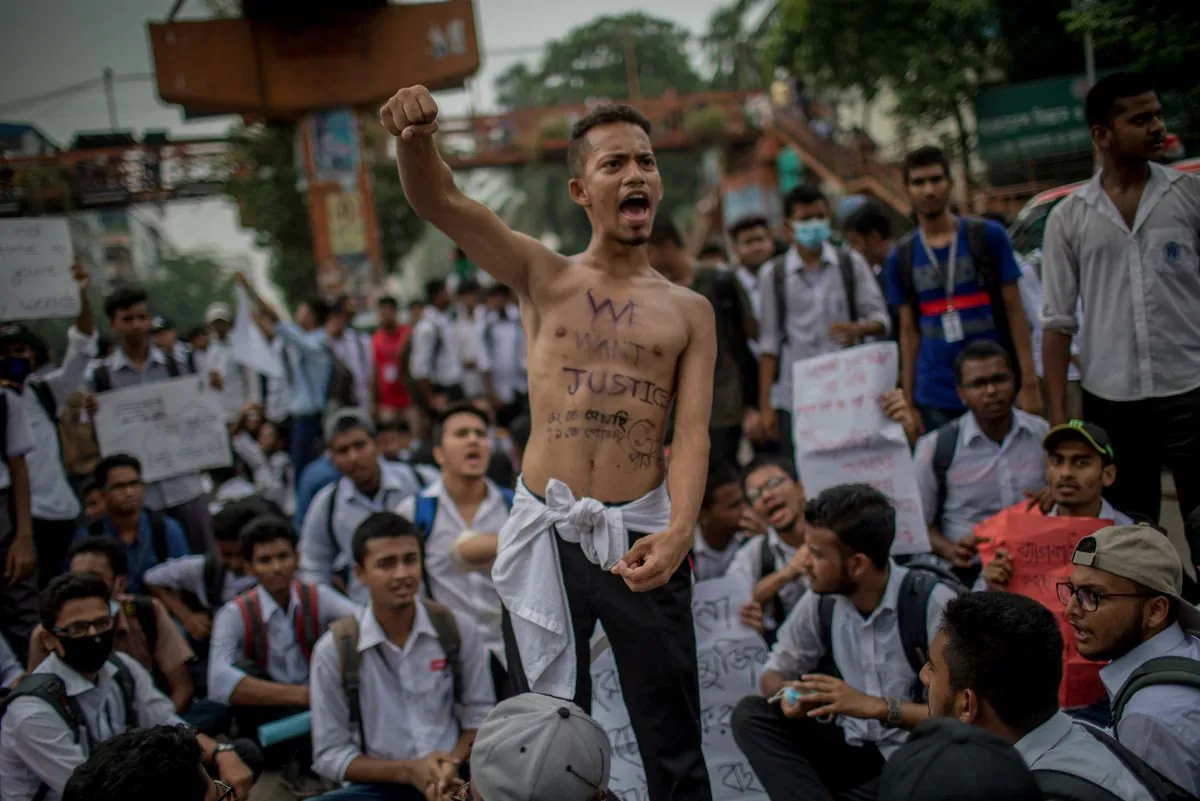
[381,86,716,801]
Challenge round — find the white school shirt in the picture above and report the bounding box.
[207,582,361,704]
[310,602,495,783]
[395,479,511,662]
[692,529,746,582]
[0,653,181,801]
[231,432,295,517]
[329,330,373,415]
[299,460,427,603]
[1015,712,1155,801]
[477,312,528,404]
[0,387,36,491]
[409,307,464,388]
[142,554,259,609]
[1017,258,1080,381]
[764,564,958,758]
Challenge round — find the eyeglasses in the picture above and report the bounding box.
[1056,581,1159,612]
[214,780,235,801]
[961,372,1014,391]
[54,615,115,639]
[747,476,790,503]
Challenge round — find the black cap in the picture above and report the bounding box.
[0,323,42,348]
[150,316,172,333]
[880,719,1042,801]
[1043,419,1115,463]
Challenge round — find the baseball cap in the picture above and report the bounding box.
[1043,419,1115,463]
[204,302,232,325]
[1072,525,1200,631]
[150,316,172,333]
[470,693,610,801]
[880,718,1042,801]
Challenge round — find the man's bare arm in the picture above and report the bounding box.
[381,86,562,296]
[665,297,717,535]
[898,306,920,409]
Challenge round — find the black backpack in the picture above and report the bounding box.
[930,418,962,529]
[816,564,967,699]
[92,350,182,393]
[324,346,360,410]
[1110,655,1200,727]
[757,537,789,646]
[1033,723,1199,801]
[710,269,760,413]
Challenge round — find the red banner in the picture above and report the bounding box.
[976,506,1113,708]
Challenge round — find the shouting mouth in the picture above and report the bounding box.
[619,192,651,224]
[464,449,484,469]
[765,500,791,529]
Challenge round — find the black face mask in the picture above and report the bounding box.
[0,355,33,388]
[57,629,116,674]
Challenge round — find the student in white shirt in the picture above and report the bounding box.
[232,417,295,518]
[310,512,494,798]
[692,461,748,583]
[409,280,465,412]
[732,484,958,801]
[0,382,37,659]
[327,296,374,417]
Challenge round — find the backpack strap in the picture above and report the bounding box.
[1033,770,1126,801]
[325,482,341,559]
[422,599,463,705]
[107,655,139,729]
[0,673,86,743]
[163,352,181,378]
[759,538,783,636]
[124,595,159,660]
[836,248,859,324]
[895,230,920,324]
[771,256,789,347]
[148,511,169,565]
[29,379,57,423]
[414,493,440,537]
[1081,723,1196,801]
[963,216,1017,361]
[92,364,112,394]
[294,581,321,662]
[897,566,968,698]
[813,595,842,678]
[329,615,365,750]
[499,487,515,509]
[1111,655,1200,726]
[186,347,196,374]
[202,551,225,611]
[932,419,961,529]
[234,590,269,670]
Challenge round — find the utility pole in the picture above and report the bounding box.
[102,67,119,131]
[624,36,641,101]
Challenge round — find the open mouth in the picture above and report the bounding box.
[619,193,651,223]
[464,450,484,467]
[765,500,791,527]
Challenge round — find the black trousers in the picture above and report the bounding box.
[732,696,884,801]
[761,409,796,470]
[33,516,78,589]
[1083,386,1200,563]
[0,490,38,660]
[503,529,711,801]
[709,424,743,468]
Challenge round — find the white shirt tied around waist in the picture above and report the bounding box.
[491,476,672,700]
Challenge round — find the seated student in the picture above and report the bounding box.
[981,421,1132,591]
[232,417,295,518]
[728,456,810,643]
[376,418,416,463]
[1062,525,1200,795]
[0,573,255,801]
[924,591,1163,801]
[207,516,360,763]
[28,537,195,715]
[299,410,432,602]
[294,439,340,529]
[310,512,495,799]
[732,484,960,801]
[394,404,513,699]
[62,724,234,801]
[79,479,106,524]
[692,460,749,583]
[74,454,191,594]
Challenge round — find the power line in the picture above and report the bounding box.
[0,73,155,115]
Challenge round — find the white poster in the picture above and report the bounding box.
[94,375,232,483]
[792,343,931,555]
[229,286,283,379]
[0,218,80,321]
[590,574,770,801]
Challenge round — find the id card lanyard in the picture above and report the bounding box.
[919,225,964,342]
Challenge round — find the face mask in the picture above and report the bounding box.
[792,219,832,251]
[0,355,33,388]
[58,628,116,674]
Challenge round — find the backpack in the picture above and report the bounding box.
[769,247,858,381]
[323,472,431,559]
[758,537,786,645]
[90,511,170,567]
[324,346,360,410]
[412,487,515,537]
[709,269,760,412]
[816,564,967,698]
[234,582,322,669]
[894,217,1016,364]
[329,598,463,750]
[1110,656,1200,728]
[1032,723,1199,801]
[930,418,962,529]
[92,351,181,393]
[0,655,138,801]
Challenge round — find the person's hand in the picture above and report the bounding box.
[743,408,764,442]
[233,271,249,288]
[1016,382,1043,416]
[798,674,887,721]
[83,392,100,415]
[5,530,35,582]
[214,748,254,800]
[738,507,767,537]
[71,258,90,294]
[782,544,811,579]
[951,534,987,569]
[183,611,213,641]
[380,85,442,141]
[208,369,224,391]
[611,528,692,592]
[760,407,780,442]
[982,548,1012,591]
[1024,486,1054,513]
[739,601,764,633]
[426,754,464,801]
[779,681,822,719]
[828,321,862,347]
[406,753,459,792]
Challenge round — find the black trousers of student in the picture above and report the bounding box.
[732,696,884,801]
[0,490,39,660]
[1083,386,1200,560]
[33,516,78,589]
[502,528,711,801]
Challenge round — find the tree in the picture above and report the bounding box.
[143,251,236,335]
[701,0,777,91]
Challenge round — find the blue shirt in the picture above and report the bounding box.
[73,511,191,593]
[276,322,332,417]
[294,454,341,529]
[884,218,1021,411]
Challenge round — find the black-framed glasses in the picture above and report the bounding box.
[747,476,789,503]
[1056,581,1158,612]
[961,372,1014,391]
[53,614,115,639]
[214,780,235,801]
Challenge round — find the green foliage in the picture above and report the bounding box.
[701,0,776,91]
[143,250,236,334]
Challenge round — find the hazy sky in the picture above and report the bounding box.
[0,0,728,287]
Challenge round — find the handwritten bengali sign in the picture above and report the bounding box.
[976,506,1111,708]
[590,574,769,801]
[792,343,930,555]
[94,375,232,483]
[0,218,80,321]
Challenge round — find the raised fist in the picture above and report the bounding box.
[379,85,440,141]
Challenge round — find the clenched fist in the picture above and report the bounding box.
[380,86,440,141]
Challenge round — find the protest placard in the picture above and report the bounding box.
[590,574,769,801]
[792,343,930,554]
[230,286,284,379]
[0,218,80,321]
[94,375,232,483]
[976,506,1112,707]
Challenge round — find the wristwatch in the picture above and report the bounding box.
[210,743,237,764]
[884,697,903,727]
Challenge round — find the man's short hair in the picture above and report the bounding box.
[40,572,111,632]
[804,484,895,569]
[94,454,142,489]
[213,495,283,544]
[377,295,397,310]
[509,414,531,451]
[741,453,797,487]
[940,592,1062,732]
[697,242,727,262]
[103,285,149,321]
[324,408,376,445]
[238,515,299,562]
[353,511,422,567]
[376,418,411,436]
[62,724,210,801]
[703,460,743,509]
[728,215,770,241]
[67,536,128,579]
[425,278,447,304]
[783,185,828,218]
[903,146,951,184]
[648,215,683,248]
[434,402,490,446]
[567,104,653,178]
[1085,71,1156,128]
[953,339,1013,386]
[843,201,892,239]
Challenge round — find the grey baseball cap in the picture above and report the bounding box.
[471,694,610,801]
